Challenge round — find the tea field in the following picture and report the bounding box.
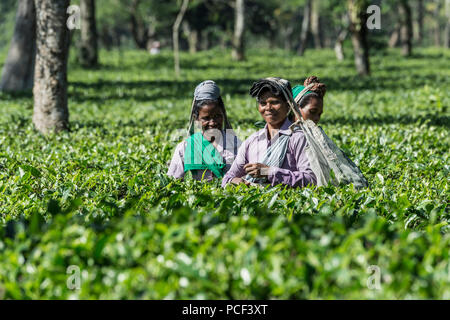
[0,48,449,299]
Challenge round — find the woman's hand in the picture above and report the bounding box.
[231,177,251,186]
[244,163,270,178]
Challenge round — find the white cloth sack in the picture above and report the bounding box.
[292,119,369,189]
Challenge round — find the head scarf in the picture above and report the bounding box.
[292,85,320,107]
[194,80,220,100]
[249,77,314,130]
[187,80,233,135]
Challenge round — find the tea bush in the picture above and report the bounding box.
[0,48,448,299]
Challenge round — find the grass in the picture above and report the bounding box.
[0,47,449,299]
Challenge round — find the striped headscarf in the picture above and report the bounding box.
[187,80,234,135]
[249,77,315,131]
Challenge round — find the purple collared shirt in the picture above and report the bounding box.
[168,131,242,181]
[222,118,317,188]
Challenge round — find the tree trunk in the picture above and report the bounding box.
[298,0,311,55]
[445,0,450,48]
[334,29,348,61]
[311,0,322,49]
[182,21,198,54]
[79,0,98,68]
[434,0,442,46]
[284,25,295,51]
[348,0,370,76]
[130,0,147,49]
[145,24,156,52]
[33,0,70,134]
[417,0,424,45]
[232,0,245,61]
[389,26,400,48]
[173,0,189,77]
[335,14,349,61]
[399,0,413,56]
[200,30,210,51]
[0,0,36,92]
[100,26,113,50]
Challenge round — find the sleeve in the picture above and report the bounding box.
[267,133,317,188]
[167,141,186,179]
[221,138,248,187]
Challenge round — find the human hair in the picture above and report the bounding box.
[298,76,327,109]
[192,97,225,120]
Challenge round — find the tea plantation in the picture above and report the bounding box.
[0,48,448,299]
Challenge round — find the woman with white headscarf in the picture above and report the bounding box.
[167,80,241,181]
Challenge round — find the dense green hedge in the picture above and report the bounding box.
[0,48,448,299]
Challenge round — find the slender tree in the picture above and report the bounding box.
[173,0,189,77]
[130,0,146,49]
[79,0,98,67]
[417,0,424,45]
[335,28,348,61]
[445,0,450,48]
[347,0,370,76]
[399,0,413,56]
[129,0,155,50]
[232,0,245,61]
[33,0,71,134]
[182,21,198,54]
[311,0,322,49]
[0,0,36,92]
[433,0,442,46]
[389,25,400,48]
[298,0,311,56]
[335,14,349,61]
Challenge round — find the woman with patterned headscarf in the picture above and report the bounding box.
[222,77,317,188]
[168,80,241,181]
[292,76,369,189]
[292,76,327,124]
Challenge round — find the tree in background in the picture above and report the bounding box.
[416,0,425,45]
[433,0,442,46]
[183,0,227,53]
[182,21,198,54]
[2,0,447,85]
[445,0,450,48]
[79,0,98,68]
[321,0,349,61]
[0,0,36,92]
[33,0,71,134]
[334,14,349,61]
[232,0,245,60]
[311,0,322,49]
[297,0,311,55]
[347,0,370,76]
[130,0,154,50]
[173,0,190,77]
[0,0,17,49]
[399,0,413,56]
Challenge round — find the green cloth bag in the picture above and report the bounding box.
[184,133,226,178]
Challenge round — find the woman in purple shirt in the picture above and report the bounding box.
[222,77,317,188]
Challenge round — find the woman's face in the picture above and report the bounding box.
[258,91,289,128]
[300,97,323,124]
[197,103,224,132]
